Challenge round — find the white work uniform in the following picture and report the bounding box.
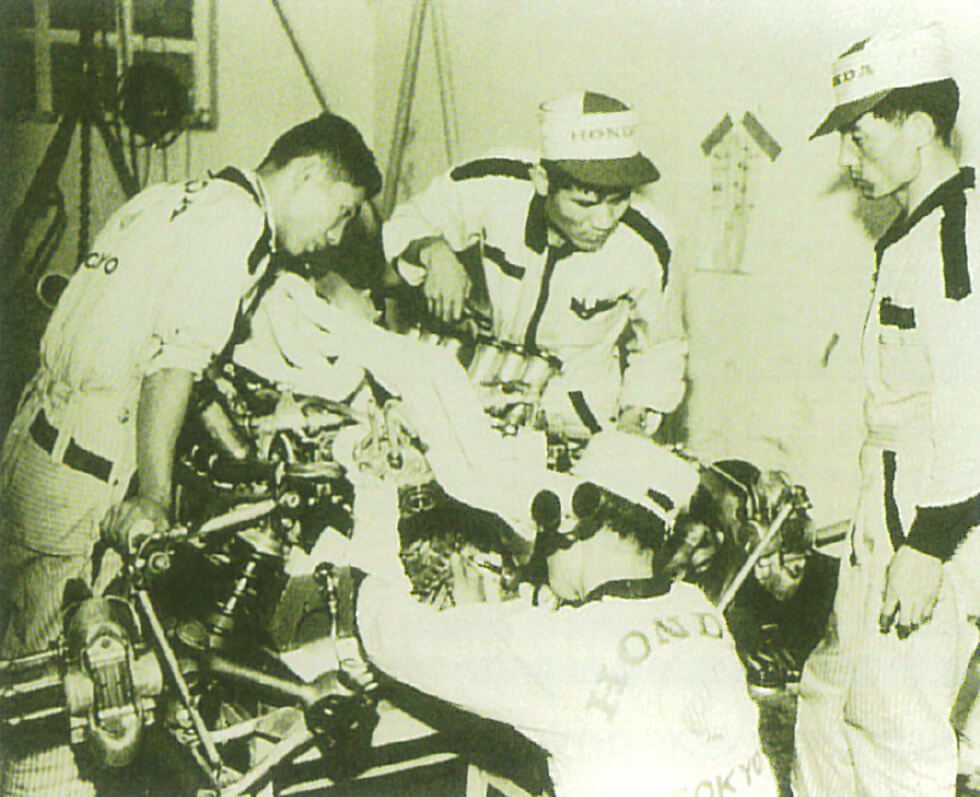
[383,152,687,437]
[0,168,272,797]
[358,577,777,797]
[794,168,980,796]
[231,271,368,402]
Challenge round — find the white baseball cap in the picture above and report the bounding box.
[573,431,699,522]
[811,23,953,139]
[539,90,659,189]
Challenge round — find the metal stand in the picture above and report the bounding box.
[380,0,460,218]
[2,24,139,293]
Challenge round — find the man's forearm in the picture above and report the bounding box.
[399,235,448,268]
[136,368,195,509]
[619,336,688,414]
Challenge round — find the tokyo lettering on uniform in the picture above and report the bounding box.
[357,577,778,797]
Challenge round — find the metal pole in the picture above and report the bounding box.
[136,590,223,770]
[431,0,459,165]
[207,655,317,706]
[269,0,329,112]
[197,499,277,537]
[220,721,314,797]
[380,0,429,217]
[716,502,795,613]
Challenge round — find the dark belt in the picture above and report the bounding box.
[29,408,113,483]
[882,449,905,552]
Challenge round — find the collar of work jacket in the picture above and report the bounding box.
[444,154,672,285]
[522,185,671,290]
[213,165,276,274]
[524,192,557,254]
[875,166,975,300]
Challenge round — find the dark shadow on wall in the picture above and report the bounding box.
[822,172,901,242]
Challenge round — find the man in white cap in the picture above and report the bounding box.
[382,91,686,440]
[349,431,777,796]
[793,23,980,796]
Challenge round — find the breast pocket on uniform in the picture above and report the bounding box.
[570,292,629,321]
[877,330,932,393]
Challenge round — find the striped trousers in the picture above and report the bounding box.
[793,436,980,797]
[0,394,132,796]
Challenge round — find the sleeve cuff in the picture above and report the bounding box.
[393,236,447,287]
[143,339,214,378]
[396,259,427,287]
[618,381,685,415]
[905,492,980,561]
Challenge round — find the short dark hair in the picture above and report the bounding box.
[259,112,382,197]
[539,160,630,200]
[570,484,667,555]
[871,78,960,146]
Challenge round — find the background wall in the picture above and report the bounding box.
[3,0,978,527]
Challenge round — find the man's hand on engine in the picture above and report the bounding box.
[449,552,499,606]
[879,545,943,638]
[420,238,471,324]
[616,405,662,438]
[101,495,169,554]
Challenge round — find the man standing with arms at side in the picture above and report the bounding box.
[383,91,686,441]
[0,111,381,796]
[793,24,980,796]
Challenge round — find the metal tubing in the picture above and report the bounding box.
[269,0,329,112]
[136,590,222,770]
[207,656,316,706]
[198,499,277,536]
[220,721,314,797]
[0,647,62,675]
[4,705,66,726]
[0,673,62,698]
[717,502,795,613]
[380,0,429,217]
[209,716,264,746]
[221,721,313,797]
[2,108,78,282]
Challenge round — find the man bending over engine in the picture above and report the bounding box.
[345,431,778,796]
[0,112,381,797]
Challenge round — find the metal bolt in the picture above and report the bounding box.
[147,551,172,575]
